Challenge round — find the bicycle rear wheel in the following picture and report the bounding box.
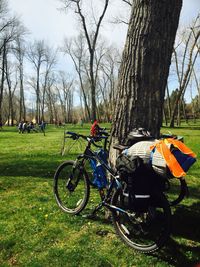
[54,160,90,214]
[165,177,188,206]
[111,189,171,253]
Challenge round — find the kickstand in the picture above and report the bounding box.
[91,202,103,216]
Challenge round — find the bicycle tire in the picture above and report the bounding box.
[54,160,90,215]
[111,189,171,253]
[165,177,188,206]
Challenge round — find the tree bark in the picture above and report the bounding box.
[19,60,26,122]
[110,0,182,164]
[0,40,6,124]
[5,57,17,126]
[15,40,26,122]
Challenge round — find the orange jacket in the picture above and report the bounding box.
[150,138,196,178]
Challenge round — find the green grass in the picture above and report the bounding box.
[0,123,200,267]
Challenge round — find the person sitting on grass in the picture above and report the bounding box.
[18,121,23,133]
[22,121,27,133]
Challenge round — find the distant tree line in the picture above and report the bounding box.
[164,13,200,126]
[0,0,199,128]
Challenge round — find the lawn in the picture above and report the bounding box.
[0,123,200,267]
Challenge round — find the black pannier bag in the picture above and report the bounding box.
[115,153,142,174]
[116,154,165,212]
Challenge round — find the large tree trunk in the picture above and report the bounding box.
[110,0,182,164]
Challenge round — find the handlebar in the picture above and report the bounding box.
[65,131,109,148]
[66,131,88,140]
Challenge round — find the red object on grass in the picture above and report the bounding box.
[90,120,100,136]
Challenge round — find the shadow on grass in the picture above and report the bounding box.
[162,125,200,131]
[0,126,17,133]
[0,153,79,178]
[80,201,200,267]
[151,202,200,267]
[172,203,200,242]
[78,187,200,267]
[0,160,57,178]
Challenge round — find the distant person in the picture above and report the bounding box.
[27,122,31,133]
[39,120,46,136]
[18,121,23,133]
[22,121,27,133]
[30,121,34,130]
[90,120,102,136]
[30,121,37,132]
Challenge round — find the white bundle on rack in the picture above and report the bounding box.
[124,140,169,178]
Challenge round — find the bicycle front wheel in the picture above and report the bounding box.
[111,190,171,253]
[54,160,90,215]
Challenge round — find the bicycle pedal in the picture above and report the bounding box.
[82,213,97,219]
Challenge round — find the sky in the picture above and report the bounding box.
[8,0,200,48]
[7,0,200,102]
[8,0,129,50]
[8,0,133,74]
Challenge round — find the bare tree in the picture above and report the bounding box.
[13,37,26,122]
[5,53,17,125]
[0,38,6,123]
[192,67,200,106]
[46,83,59,124]
[56,71,74,123]
[98,46,120,121]
[27,40,46,123]
[63,35,91,120]
[0,0,9,55]
[0,12,26,124]
[110,0,132,25]
[60,0,110,120]
[169,16,200,127]
[41,47,57,121]
[122,0,132,6]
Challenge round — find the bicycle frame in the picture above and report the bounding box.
[73,137,129,216]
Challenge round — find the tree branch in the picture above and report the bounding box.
[122,0,132,6]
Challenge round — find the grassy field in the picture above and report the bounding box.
[0,123,200,267]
